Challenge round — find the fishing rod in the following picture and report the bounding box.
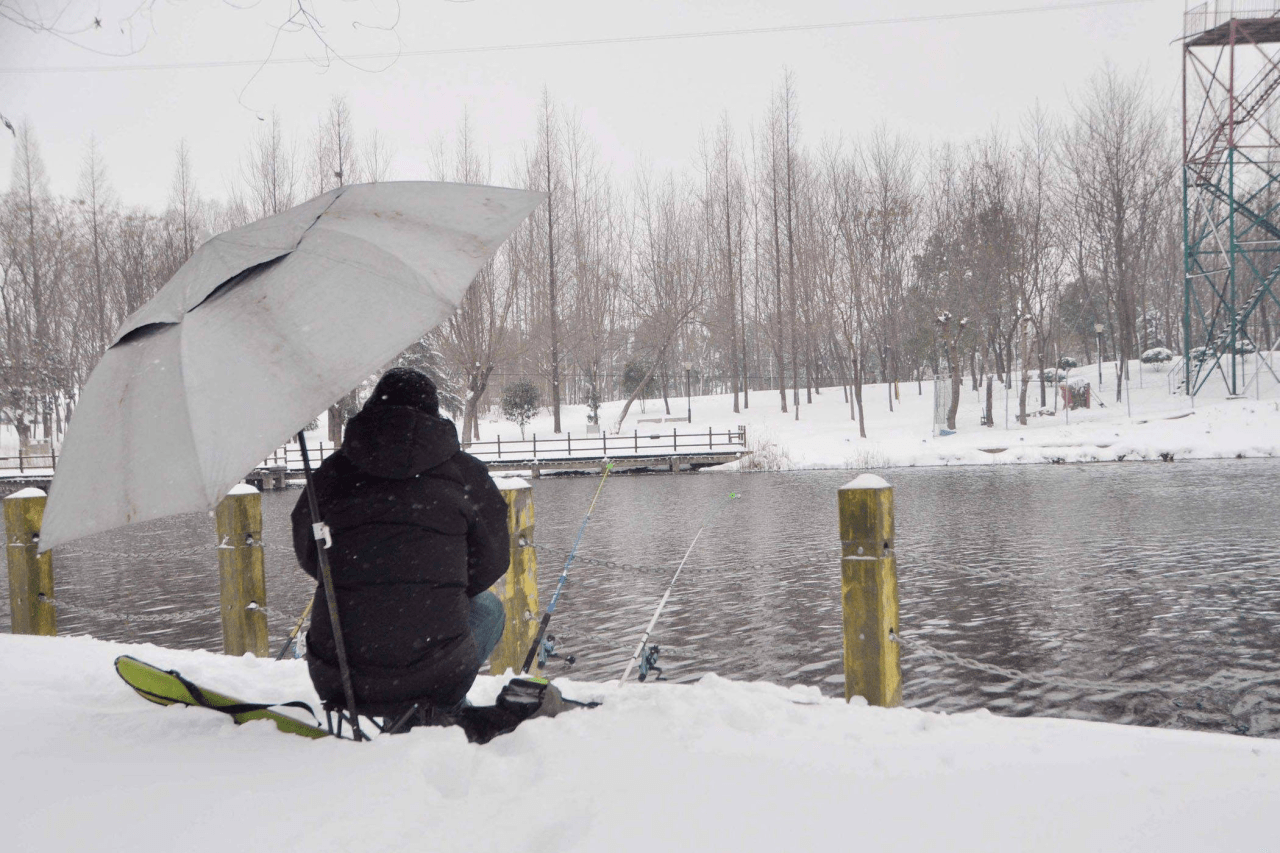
[297,430,365,741]
[618,491,740,685]
[275,598,314,661]
[520,460,615,673]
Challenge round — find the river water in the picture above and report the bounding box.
[5,460,1279,738]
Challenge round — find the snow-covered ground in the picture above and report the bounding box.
[3,633,1277,853]
[5,356,1276,480]
[475,356,1280,470]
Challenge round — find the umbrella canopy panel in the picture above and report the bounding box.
[41,182,543,552]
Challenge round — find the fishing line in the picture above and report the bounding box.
[520,461,615,673]
[618,491,740,685]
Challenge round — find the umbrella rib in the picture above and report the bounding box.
[183,188,350,508]
[185,189,349,318]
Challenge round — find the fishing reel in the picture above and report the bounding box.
[538,633,576,668]
[638,644,664,682]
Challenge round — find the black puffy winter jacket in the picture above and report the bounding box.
[291,404,510,710]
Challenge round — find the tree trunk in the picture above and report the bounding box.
[1018,325,1031,426]
[946,337,961,431]
[545,118,562,434]
[726,162,740,416]
[613,335,680,432]
[1038,348,1047,407]
[853,352,867,438]
[327,403,344,445]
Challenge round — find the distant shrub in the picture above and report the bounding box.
[740,433,792,471]
[844,446,890,470]
[621,361,656,399]
[1058,356,1079,369]
[500,381,541,439]
[1141,347,1174,364]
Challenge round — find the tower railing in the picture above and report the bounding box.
[1186,2,1280,39]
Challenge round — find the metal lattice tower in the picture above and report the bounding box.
[1183,2,1280,395]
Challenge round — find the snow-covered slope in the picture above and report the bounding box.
[475,357,1280,470]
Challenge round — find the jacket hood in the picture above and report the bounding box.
[342,405,460,479]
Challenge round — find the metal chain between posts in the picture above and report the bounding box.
[36,594,221,623]
[902,554,1280,587]
[28,540,303,627]
[891,631,1278,695]
[57,544,223,562]
[35,595,297,625]
[533,544,842,576]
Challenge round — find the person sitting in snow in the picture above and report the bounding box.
[291,367,509,717]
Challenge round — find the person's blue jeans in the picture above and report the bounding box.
[469,590,506,672]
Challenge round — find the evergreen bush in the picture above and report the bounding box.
[501,381,541,439]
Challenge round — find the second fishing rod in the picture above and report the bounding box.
[618,490,740,685]
[520,460,615,673]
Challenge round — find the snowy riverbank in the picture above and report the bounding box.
[3,633,1277,853]
[476,357,1280,470]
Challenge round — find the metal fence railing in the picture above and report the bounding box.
[2,427,747,480]
[259,441,339,470]
[1185,1,1280,38]
[464,426,748,461]
[0,452,56,474]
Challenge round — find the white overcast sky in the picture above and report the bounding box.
[1,0,1187,208]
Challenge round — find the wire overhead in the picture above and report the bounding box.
[1,0,1153,75]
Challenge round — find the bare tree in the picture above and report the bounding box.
[433,111,521,442]
[309,95,361,200]
[1062,66,1171,402]
[826,141,870,437]
[705,114,743,413]
[168,139,202,264]
[612,170,705,431]
[862,129,919,413]
[362,129,395,183]
[76,135,117,354]
[532,89,564,433]
[563,112,622,429]
[242,108,297,217]
[0,122,73,444]
[312,95,363,443]
[1013,105,1063,410]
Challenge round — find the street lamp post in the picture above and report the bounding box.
[1094,323,1105,389]
[683,361,693,423]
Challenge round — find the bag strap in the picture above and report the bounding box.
[167,669,321,724]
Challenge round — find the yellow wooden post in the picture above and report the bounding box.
[4,488,55,636]
[488,479,540,676]
[216,484,268,657]
[838,474,901,707]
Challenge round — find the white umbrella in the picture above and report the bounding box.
[41,181,542,551]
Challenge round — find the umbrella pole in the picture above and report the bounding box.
[297,430,366,741]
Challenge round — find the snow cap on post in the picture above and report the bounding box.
[842,473,890,490]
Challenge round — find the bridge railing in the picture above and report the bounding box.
[462,425,747,461]
[253,425,747,472]
[259,440,339,471]
[0,452,56,474]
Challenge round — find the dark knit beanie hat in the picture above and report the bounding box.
[367,367,440,416]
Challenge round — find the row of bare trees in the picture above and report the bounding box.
[2,67,1199,447]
